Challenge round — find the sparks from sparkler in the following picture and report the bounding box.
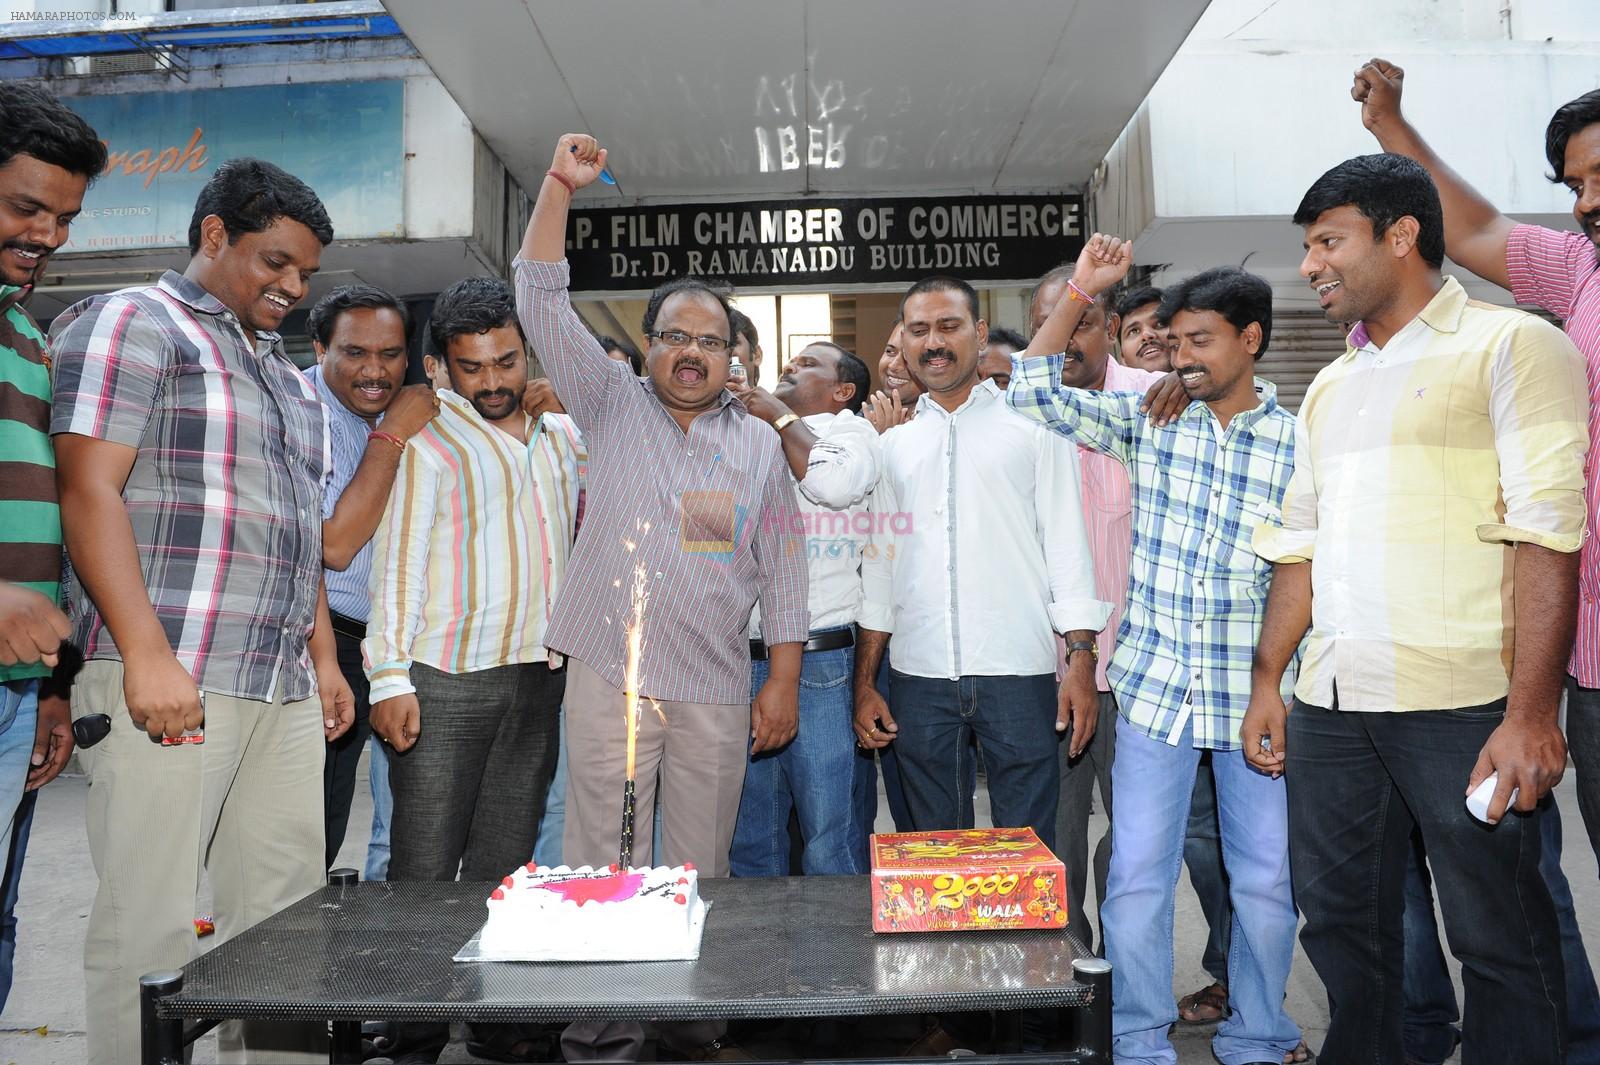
[618,524,661,868]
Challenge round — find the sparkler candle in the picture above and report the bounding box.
[619,544,650,867]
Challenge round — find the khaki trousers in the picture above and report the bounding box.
[561,656,748,1061]
[75,659,327,1065]
[562,655,749,876]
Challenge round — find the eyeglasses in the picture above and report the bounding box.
[648,329,731,355]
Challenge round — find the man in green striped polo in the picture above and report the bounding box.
[0,84,106,1007]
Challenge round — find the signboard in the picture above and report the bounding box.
[566,193,1083,293]
[62,81,404,253]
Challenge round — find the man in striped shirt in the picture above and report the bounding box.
[1009,241,1302,1065]
[518,135,807,1063]
[0,84,103,1012]
[304,285,439,871]
[52,158,353,1065]
[363,276,583,1063]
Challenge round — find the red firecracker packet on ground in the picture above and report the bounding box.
[870,827,1068,933]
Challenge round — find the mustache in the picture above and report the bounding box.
[919,347,956,365]
[472,388,518,404]
[354,380,392,391]
[672,355,707,375]
[2,240,49,256]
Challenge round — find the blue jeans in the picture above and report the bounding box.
[1103,717,1299,1065]
[852,655,919,867]
[0,680,37,1011]
[0,787,37,1012]
[732,640,864,876]
[1184,752,1232,985]
[1403,800,1600,1064]
[534,709,568,867]
[364,733,392,881]
[887,670,1058,849]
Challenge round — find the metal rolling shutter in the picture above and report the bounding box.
[1256,312,1349,413]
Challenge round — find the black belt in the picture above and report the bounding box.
[749,627,854,661]
[329,612,367,642]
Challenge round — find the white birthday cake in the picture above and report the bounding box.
[476,863,708,961]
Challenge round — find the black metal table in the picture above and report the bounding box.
[139,874,1111,1064]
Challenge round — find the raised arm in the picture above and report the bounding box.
[513,135,628,433]
[1354,58,1515,289]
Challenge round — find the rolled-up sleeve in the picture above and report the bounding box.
[1006,352,1136,463]
[513,258,630,435]
[798,411,881,509]
[1506,223,1592,321]
[752,445,810,644]
[1477,317,1589,552]
[49,295,166,446]
[1254,414,1318,563]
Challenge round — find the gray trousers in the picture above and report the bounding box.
[1055,691,1116,952]
[387,661,563,882]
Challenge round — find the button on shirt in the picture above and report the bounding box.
[1254,277,1589,713]
[749,409,881,639]
[1506,223,1600,685]
[1009,354,1297,750]
[49,271,329,703]
[860,379,1108,679]
[363,391,585,703]
[514,258,809,705]
[308,363,380,624]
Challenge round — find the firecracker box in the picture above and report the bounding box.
[869,827,1068,933]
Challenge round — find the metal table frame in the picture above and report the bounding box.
[139,869,1112,1064]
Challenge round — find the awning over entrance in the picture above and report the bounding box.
[383,0,1210,205]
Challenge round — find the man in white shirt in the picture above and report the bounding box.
[853,275,1110,855]
[729,341,879,875]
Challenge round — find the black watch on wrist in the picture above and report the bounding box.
[1066,639,1098,663]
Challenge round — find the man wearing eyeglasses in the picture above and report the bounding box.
[516,135,807,1061]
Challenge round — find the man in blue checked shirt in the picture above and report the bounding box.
[1006,236,1304,1065]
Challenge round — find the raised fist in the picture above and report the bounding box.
[1352,58,1405,133]
[549,134,609,192]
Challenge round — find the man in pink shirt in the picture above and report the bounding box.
[1026,266,1162,945]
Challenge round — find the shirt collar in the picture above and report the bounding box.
[1347,276,1467,350]
[915,377,999,419]
[0,284,24,319]
[155,269,284,343]
[1181,377,1279,435]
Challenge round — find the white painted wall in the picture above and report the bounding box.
[1095,0,1600,292]
[402,74,475,241]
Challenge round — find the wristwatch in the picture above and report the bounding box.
[1066,640,1098,662]
[772,413,800,433]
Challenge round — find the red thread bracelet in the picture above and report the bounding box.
[1066,279,1096,305]
[545,169,576,195]
[369,430,406,452]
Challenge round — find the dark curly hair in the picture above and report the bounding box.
[429,276,521,358]
[187,157,333,255]
[0,84,107,181]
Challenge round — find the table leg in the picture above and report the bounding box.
[139,969,186,1065]
[330,1019,362,1064]
[1065,957,1113,1065]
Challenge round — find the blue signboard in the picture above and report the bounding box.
[62,80,404,253]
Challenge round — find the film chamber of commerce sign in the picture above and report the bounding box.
[565,194,1085,292]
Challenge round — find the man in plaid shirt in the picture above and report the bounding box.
[1007,237,1302,1065]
